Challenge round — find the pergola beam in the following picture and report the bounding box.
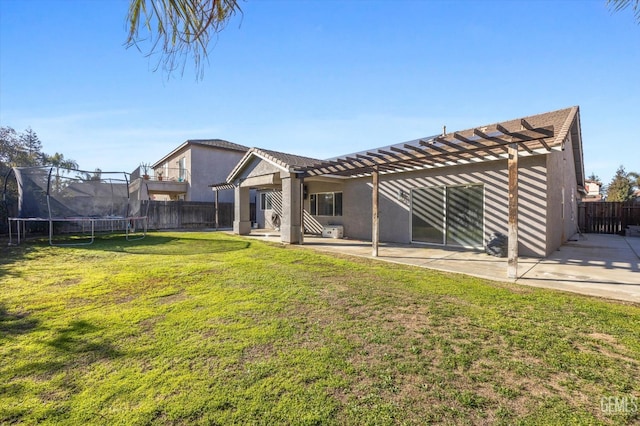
[301,125,554,181]
[473,125,554,144]
[450,132,496,157]
[349,155,373,165]
[418,138,451,156]
[433,136,465,150]
[383,147,427,168]
[292,119,564,281]
[472,129,509,153]
[521,118,534,130]
[403,143,430,155]
[420,139,472,163]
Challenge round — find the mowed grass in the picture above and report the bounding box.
[0,232,639,425]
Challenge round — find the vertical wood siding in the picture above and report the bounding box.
[141,201,256,230]
[578,202,640,234]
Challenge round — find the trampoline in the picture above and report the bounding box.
[3,166,148,246]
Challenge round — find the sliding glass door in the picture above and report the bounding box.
[445,185,484,247]
[411,187,445,244]
[411,185,484,248]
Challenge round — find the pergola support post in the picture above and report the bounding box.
[372,167,379,257]
[507,143,519,279]
[299,176,305,244]
[214,190,219,230]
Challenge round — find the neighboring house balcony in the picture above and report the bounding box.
[129,166,190,201]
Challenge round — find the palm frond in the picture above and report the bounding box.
[607,0,640,23]
[125,0,242,79]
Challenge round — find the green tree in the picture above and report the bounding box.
[43,152,79,170]
[0,126,19,166]
[76,168,103,182]
[606,165,634,201]
[1,127,42,232]
[44,153,80,194]
[1,127,80,233]
[587,172,602,184]
[1,126,42,168]
[20,127,43,164]
[126,0,242,79]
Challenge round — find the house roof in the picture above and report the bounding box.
[254,148,321,169]
[188,139,249,152]
[225,147,322,183]
[217,106,584,189]
[302,106,583,180]
[152,139,249,168]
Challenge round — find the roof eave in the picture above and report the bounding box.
[226,148,292,184]
[151,141,190,168]
[152,140,248,169]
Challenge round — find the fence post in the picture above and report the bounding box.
[579,201,639,234]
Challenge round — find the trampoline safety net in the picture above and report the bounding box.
[4,166,147,245]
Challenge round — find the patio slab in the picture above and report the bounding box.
[516,234,640,303]
[236,230,640,304]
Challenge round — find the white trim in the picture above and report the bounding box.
[410,183,485,249]
[309,191,343,217]
[227,149,290,183]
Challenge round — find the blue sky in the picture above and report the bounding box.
[1,0,638,183]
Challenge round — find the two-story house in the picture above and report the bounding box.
[130,139,249,203]
[582,179,603,202]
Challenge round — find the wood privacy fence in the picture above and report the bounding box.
[0,201,255,235]
[140,201,256,230]
[0,200,256,235]
[578,202,640,234]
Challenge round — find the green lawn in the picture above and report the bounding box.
[1,231,639,425]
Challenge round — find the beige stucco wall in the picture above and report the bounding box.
[155,147,191,200]
[302,180,345,231]
[237,158,284,229]
[154,145,245,202]
[242,158,283,180]
[230,150,580,258]
[256,190,282,229]
[341,157,549,258]
[545,135,580,255]
[191,146,246,202]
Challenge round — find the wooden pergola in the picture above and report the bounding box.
[208,182,235,230]
[301,120,556,279]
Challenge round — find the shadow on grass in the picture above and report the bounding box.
[0,305,40,338]
[2,319,124,422]
[0,239,31,280]
[85,234,252,256]
[12,319,123,381]
[2,232,252,257]
[45,320,122,358]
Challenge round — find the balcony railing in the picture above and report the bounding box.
[133,166,190,183]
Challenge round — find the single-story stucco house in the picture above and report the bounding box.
[214,106,584,277]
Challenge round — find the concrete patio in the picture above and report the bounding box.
[237,231,640,304]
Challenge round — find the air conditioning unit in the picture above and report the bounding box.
[322,225,344,239]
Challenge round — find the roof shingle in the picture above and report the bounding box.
[187,139,249,152]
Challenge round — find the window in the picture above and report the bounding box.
[309,192,342,216]
[178,157,186,182]
[261,192,273,210]
[411,184,484,248]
